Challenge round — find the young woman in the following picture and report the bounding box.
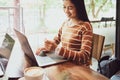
[36,0,93,66]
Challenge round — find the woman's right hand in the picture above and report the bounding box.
[44,39,57,51]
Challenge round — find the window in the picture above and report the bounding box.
[0,0,116,56]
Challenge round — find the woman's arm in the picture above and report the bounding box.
[55,22,93,65]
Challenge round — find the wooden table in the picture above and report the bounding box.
[43,62,109,80]
[17,61,109,80]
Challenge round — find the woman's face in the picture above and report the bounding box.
[63,0,77,19]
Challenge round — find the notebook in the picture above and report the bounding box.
[14,28,67,67]
[0,33,15,76]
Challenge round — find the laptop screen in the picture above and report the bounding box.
[0,33,15,59]
[0,33,15,76]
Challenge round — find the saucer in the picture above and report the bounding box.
[18,77,25,80]
[18,75,50,80]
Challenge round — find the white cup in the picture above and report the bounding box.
[24,67,44,80]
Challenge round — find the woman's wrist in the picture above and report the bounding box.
[55,46,61,55]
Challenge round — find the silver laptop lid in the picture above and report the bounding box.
[14,28,37,65]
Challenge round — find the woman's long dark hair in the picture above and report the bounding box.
[69,0,90,22]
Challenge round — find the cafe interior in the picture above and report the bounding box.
[0,0,120,80]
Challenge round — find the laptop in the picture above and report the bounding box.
[0,33,15,76]
[14,28,67,67]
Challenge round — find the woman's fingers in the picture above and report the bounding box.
[36,47,46,55]
[36,47,50,55]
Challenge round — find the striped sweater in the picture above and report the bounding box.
[54,20,93,66]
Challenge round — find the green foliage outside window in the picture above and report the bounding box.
[44,0,115,19]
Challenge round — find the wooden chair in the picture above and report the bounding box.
[91,33,105,73]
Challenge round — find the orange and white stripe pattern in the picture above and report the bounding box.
[54,21,93,65]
